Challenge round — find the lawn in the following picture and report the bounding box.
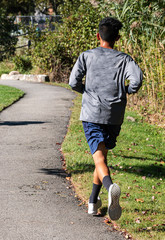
[62,91,165,240]
[0,85,24,112]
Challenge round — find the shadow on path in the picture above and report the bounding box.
[39,168,71,178]
[0,121,47,126]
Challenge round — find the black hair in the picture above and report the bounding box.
[99,17,123,42]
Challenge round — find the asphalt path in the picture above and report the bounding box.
[0,79,125,240]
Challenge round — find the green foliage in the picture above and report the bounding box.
[13,55,32,73]
[0,8,18,60]
[1,0,63,15]
[98,0,165,44]
[27,0,101,81]
[0,61,14,76]
[1,0,35,15]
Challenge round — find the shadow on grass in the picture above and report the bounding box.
[110,164,165,178]
[67,163,95,174]
[117,153,164,162]
[67,161,164,178]
[0,121,47,126]
[137,223,165,234]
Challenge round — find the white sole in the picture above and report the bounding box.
[108,183,122,220]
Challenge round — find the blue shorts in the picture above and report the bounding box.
[82,121,121,155]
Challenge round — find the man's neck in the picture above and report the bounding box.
[100,40,114,49]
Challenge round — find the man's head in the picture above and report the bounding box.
[98,17,123,43]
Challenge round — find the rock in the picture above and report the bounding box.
[9,71,20,75]
[0,74,49,83]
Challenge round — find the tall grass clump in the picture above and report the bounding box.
[117,39,165,119]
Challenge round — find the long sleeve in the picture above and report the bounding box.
[69,53,86,94]
[125,60,143,94]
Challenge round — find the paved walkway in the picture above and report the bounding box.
[0,79,125,240]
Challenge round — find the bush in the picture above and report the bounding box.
[0,8,18,60]
[13,55,32,73]
[27,0,101,82]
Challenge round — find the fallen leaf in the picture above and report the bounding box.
[66,177,71,181]
[113,223,118,228]
[42,181,48,184]
[111,172,116,176]
[131,142,138,146]
[104,218,111,224]
[142,211,147,215]
[34,185,40,190]
[85,150,90,154]
[125,234,130,239]
[160,161,164,164]
[56,142,61,145]
[152,212,157,215]
[135,218,141,223]
[135,198,144,203]
[147,227,152,230]
[147,144,155,148]
[78,202,83,206]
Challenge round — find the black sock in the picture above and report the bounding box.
[102,175,113,191]
[89,183,102,204]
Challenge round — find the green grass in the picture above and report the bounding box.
[0,85,24,112]
[62,91,165,240]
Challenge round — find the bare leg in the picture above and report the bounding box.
[93,168,102,185]
[93,142,109,183]
[88,142,108,205]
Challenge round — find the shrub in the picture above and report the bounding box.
[27,0,101,82]
[13,55,32,73]
[0,8,18,60]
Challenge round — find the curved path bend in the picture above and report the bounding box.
[0,79,124,240]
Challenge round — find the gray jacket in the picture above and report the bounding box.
[69,47,143,125]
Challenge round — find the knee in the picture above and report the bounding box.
[94,156,107,166]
